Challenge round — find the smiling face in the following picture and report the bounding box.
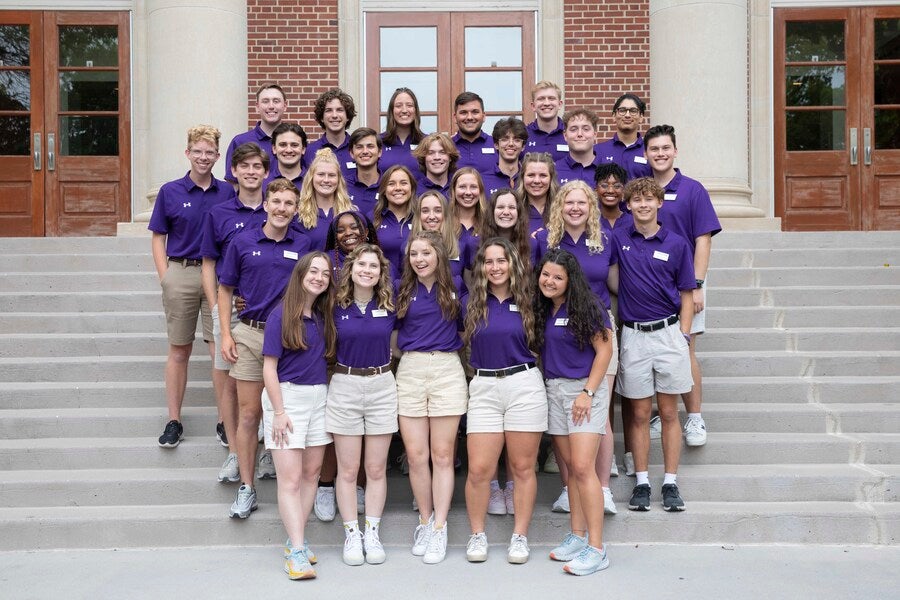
[335,213,363,253]
[351,250,381,292]
[483,244,510,291]
[627,190,663,227]
[645,134,677,175]
[522,162,551,199]
[538,261,568,306]
[264,189,299,229]
[454,173,481,210]
[454,100,485,138]
[392,92,416,127]
[385,169,412,209]
[596,175,625,210]
[424,140,450,178]
[185,141,219,177]
[562,188,590,230]
[273,131,304,170]
[312,162,339,198]
[322,98,349,135]
[231,154,267,193]
[493,192,518,230]
[613,98,643,136]
[350,134,381,169]
[563,115,596,154]
[257,88,286,127]
[531,87,562,122]
[495,133,525,163]
[419,194,444,232]
[302,256,331,297]
[408,238,438,282]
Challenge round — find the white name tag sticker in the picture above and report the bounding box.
[653,250,669,261]
[346,161,357,170]
[451,292,457,300]
[664,193,677,201]
[374,193,379,199]
[556,144,570,152]
[410,144,418,150]
[509,304,519,312]
[554,317,569,326]
[634,156,648,164]
[371,309,388,317]
[481,148,495,154]
[283,250,299,260]
[450,256,460,261]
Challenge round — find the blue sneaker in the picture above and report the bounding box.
[563,545,609,576]
[284,538,318,564]
[549,532,588,562]
[284,548,316,580]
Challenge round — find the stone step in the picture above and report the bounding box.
[702,376,900,404]
[0,291,161,312]
[713,231,900,249]
[0,355,213,382]
[0,312,166,334]
[0,381,215,409]
[0,333,206,358]
[707,306,900,328]
[0,271,159,292]
[701,328,900,352]
[711,266,899,288]
[0,253,154,272]
[710,248,900,269]
[710,287,900,308]
[0,237,149,253]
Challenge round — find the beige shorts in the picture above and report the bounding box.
[212,303,239,371]
[229,320,264,382]
[326,372,399,436]
[160,261,213,345]
[606,310,619,377]
[262,382,331,449]
[615,322,693,399]
[546,377,609,435]
[466,366,548,433]
[396,351,468,418]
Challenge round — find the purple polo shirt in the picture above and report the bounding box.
[450,230,474,295]
[594,133,652,182]
[262,305,327,385]
[555,154,602,187]
[528,204,546,234]
[453,131,496,175]
[224,123,273,183]
[464,294,535,370]
[218,223,312,322]
[334,300,397,368]
[396,281,462,352]
[480,164,518,198]
[525,118,568,161]
[541,303,610,380]
[200,195,267,279]
[658,169,722,255]
[610,224,696,322]
[304,135,356,179]
[376,209,413,278]
[148,172,234,259]
[262,162,304,193]
[601,211,634,233]
[534,228,615,310]
[296,208,335,251]
[345,171,380,220]
[379,133,421,174]
[416,175,451,199]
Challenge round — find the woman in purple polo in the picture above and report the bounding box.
[462,237,546,565]
[515,152,560,234]
[482,187,537,273]
[535,248,613,576]
[409,190,468,293]
[394,231,467,565]
[373,165,415,278]
[296,148,355,250]
[324,210,379,276]
[379,87,427,174]
[261,251,336,580]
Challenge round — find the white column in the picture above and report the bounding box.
[650,0,768,225]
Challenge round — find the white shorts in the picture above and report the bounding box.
[690,278,707,335]
[466,366,548,433]
[262,382,332,450]
[606,310,618,376]
[212,303,239,371]
[326,372,399,436]
[546,377,609,436]
[615,321,693,399]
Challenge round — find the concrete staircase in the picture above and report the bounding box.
[0,232,898,549]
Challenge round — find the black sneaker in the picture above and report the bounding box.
[216,422,228,447]
[628,483,651,511]
[158,420,183,448]
[661,483,685,512]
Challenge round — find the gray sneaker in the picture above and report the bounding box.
[229,484,258,518]
[217,452,239,483]
[257,450,276,480]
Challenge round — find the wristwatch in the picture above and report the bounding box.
[582,388,595,397]
[695,279,705,289]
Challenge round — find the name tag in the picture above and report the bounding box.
[451,292,457,300]
[410,144,418,150]
[374,193,379,199]
[371,309,388,317]
[346,161,357,170]
[407,223,413,230]
[450,256,460,261]
[634,156,648,164]
[481,148,495,154]
[653,250,669,261]
[283,250,299,260]
[556,144,569,152]
[554,317,569,326]
[664,193,677,201]
[509,304,519,312]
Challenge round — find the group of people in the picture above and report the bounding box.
[147,80,721,580]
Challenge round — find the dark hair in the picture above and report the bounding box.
[612,93,646,115]
[533,248,607,351]
[383,87,426,145]
[280,251,336,357]
[231,142,270,171]
[313,88,356,130]
[492,117,528,143]
[454,91,484,111]
[271,122,308,149]
[644,124,677,149]
[324,210,379,253]
[256,83,285,102]
[483,188,531,272]
[595,162,628,185]
[349,126,383,150]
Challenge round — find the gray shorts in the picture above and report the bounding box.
[546,377,609,435]
[616,321,693,399]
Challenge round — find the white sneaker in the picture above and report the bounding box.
[684,416,708,446]
[543,451,560,473]
[363,527,386,564]
[649,415,662,440]
[217,452,239,483]
[411,517,433,556]
[314,485,335,522]
[356,486,365,514]
[504,484,515,515]
[466,532,488,562]
[624,451,636,477]
[256,450,276,480]
[507,533,530,564]
[342,530,364,566]
[610,455,619,477]
[603,487,618,515]
[422,524,447,564]
[551,486,570,513]
[487,486,506,515]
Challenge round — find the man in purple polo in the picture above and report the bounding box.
[481,118,528,197]
[149,125,234,448]
[262,122,307,191]
[595,94,652,182]
[608,176,695,512]
[452,91,495,175]
[346,127,383,220]
[303,88,357,178]
[224,83,286,184]
[555,109,603,187]
[526,81,568,161]
[645,124,722,447]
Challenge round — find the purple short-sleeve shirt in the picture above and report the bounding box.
[224,124,273,183]
[334,300,397,368]
[465,294,535,370]
[453,131,496,175]
[658,169,722,255]
[525,119,568,162]
[541,302,610,380]
[534,229,615,310]
[262,304,328,385]
[594,133,652,182]
[396,281,462,352]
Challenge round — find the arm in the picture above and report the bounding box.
[390,330,401,359]
[692,233,712,313]
[572,329,614,426]
[151,233,168,281]
[217,285,238,363]
[263,355,293,448]
[606,263,619,295]
[679,289,694,339]
[201,258,218,309]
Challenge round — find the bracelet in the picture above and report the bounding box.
[274,410,285,416]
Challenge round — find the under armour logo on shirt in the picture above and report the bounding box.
[560,178,569,184]
[341,315,349,320]
[252,251,261,256]
[183,202,191,208]
[235,222,244,229]
[622,245,631,251]
[379,225,387,229]
[528,141,536,147]
[605,156,614,162]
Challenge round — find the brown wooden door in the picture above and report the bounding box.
[0,10,129,237]
[775,7,900,231]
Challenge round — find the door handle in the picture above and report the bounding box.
[849,127,858,165]
[47,132,55,171]
[863,128,872,165]
[33,132,42,170]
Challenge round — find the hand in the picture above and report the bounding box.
[221,335,238,364]
[692,288,705,314]
[234,295,247,312]
[571,392,592,426]
[272,412,294,449]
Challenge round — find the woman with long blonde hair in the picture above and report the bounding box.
[296,148,355,249]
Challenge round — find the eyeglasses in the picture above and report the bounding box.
[189,150,218,159]
[615,107,641,116]
[598,182,624,191]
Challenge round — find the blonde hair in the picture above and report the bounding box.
[409,191,460,259]
[545,180,604,254]
[186,125,221,149]
[336,243,395,312]
[531,81,562,101]
[297,148,354,229]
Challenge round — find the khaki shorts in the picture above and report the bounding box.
[212,303,239,371]
[262,382,331,449]
[229,320,264,382]
[396,351,468,418]
[466,366,548,433]
[616,322,693,399]
[546,377,609,435]
[160,261,213,345]
[606,309,619,376]
[326,372,399,435]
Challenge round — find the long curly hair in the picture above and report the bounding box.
[396,231,459,320]
[409,190,459,259]
[463,237,536,351]
[545,180,604,253]
[297,148,354,229]
[335,243,394,312]
[449,167,488,238]
[482,188,532,273]
[280,251,337,358]
[514,152,560,227]
[533,248,608,351]
[373,165,416,228]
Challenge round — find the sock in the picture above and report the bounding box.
[687,413,702,421]
[602,486,611,493]
[490,479,500,491]
[365,516,381,533]
[420,512,433,526]
[319,480,334,488]
[433,521,444,530]
[636,471,649,486]
[344,520,359,536]
[664,473,677,485]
